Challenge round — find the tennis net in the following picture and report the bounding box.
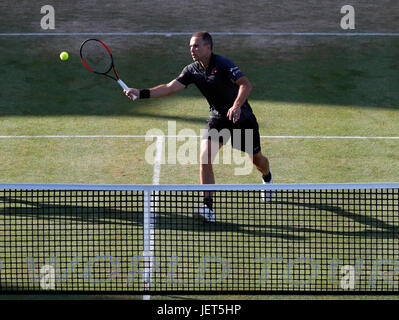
[0,182,398,294]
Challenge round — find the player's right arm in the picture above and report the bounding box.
[124,79,185,100]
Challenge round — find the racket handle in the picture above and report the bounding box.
[117,79,138,100]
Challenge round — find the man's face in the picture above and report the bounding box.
[190,36,211,62]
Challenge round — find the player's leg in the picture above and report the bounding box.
[196,118,230,222]
[200,137,222,186]
[198,138,222,222]
[249,151,270,177]
[232,114,271,178]
[232,114,273,201]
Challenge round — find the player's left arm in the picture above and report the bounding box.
[227,76,253,123]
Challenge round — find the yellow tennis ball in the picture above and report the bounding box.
[60,51,69,61]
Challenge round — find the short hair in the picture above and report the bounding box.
[192,31,213,50]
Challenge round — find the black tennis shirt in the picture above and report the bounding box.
[176,53,254,122]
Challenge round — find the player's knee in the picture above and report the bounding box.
[250,152,268,166]
[200,149,212,165]
[200,163,213,173]
[200,140,219,165]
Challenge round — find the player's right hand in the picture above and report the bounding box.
[124,88,139,100]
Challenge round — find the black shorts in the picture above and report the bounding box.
[202,114,261,155]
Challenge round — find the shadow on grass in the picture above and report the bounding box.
[0,195,302,241]
[1,193,398,240]
[2,37,399,119]
[256,200,399,240]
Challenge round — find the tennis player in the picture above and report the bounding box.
[124,32,273,222]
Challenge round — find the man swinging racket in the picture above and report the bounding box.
[124,32,273,222]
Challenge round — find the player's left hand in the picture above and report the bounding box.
[227,106,241,123]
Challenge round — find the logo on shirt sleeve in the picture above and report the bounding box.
[230,66,241,77]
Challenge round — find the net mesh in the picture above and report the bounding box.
[80,40,113,74]
[0,184,398,294]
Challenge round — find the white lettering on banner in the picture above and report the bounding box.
[40,5,55,30]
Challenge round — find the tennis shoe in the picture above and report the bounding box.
[261,169,273,202]
[195,205,215,223]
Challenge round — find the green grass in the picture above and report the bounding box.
[1,1,399,298]
[0,37,398,184]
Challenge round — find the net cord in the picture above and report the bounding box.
[1,182,398,192]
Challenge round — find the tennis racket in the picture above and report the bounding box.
[80,38,137,100]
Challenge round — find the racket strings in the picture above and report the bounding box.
[81,40,113,74]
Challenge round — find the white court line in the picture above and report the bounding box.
[260,135,399,140]
[0,135,398,140]
[143,135,163,301]
[1,32,399,37]
[152,136,164,185]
